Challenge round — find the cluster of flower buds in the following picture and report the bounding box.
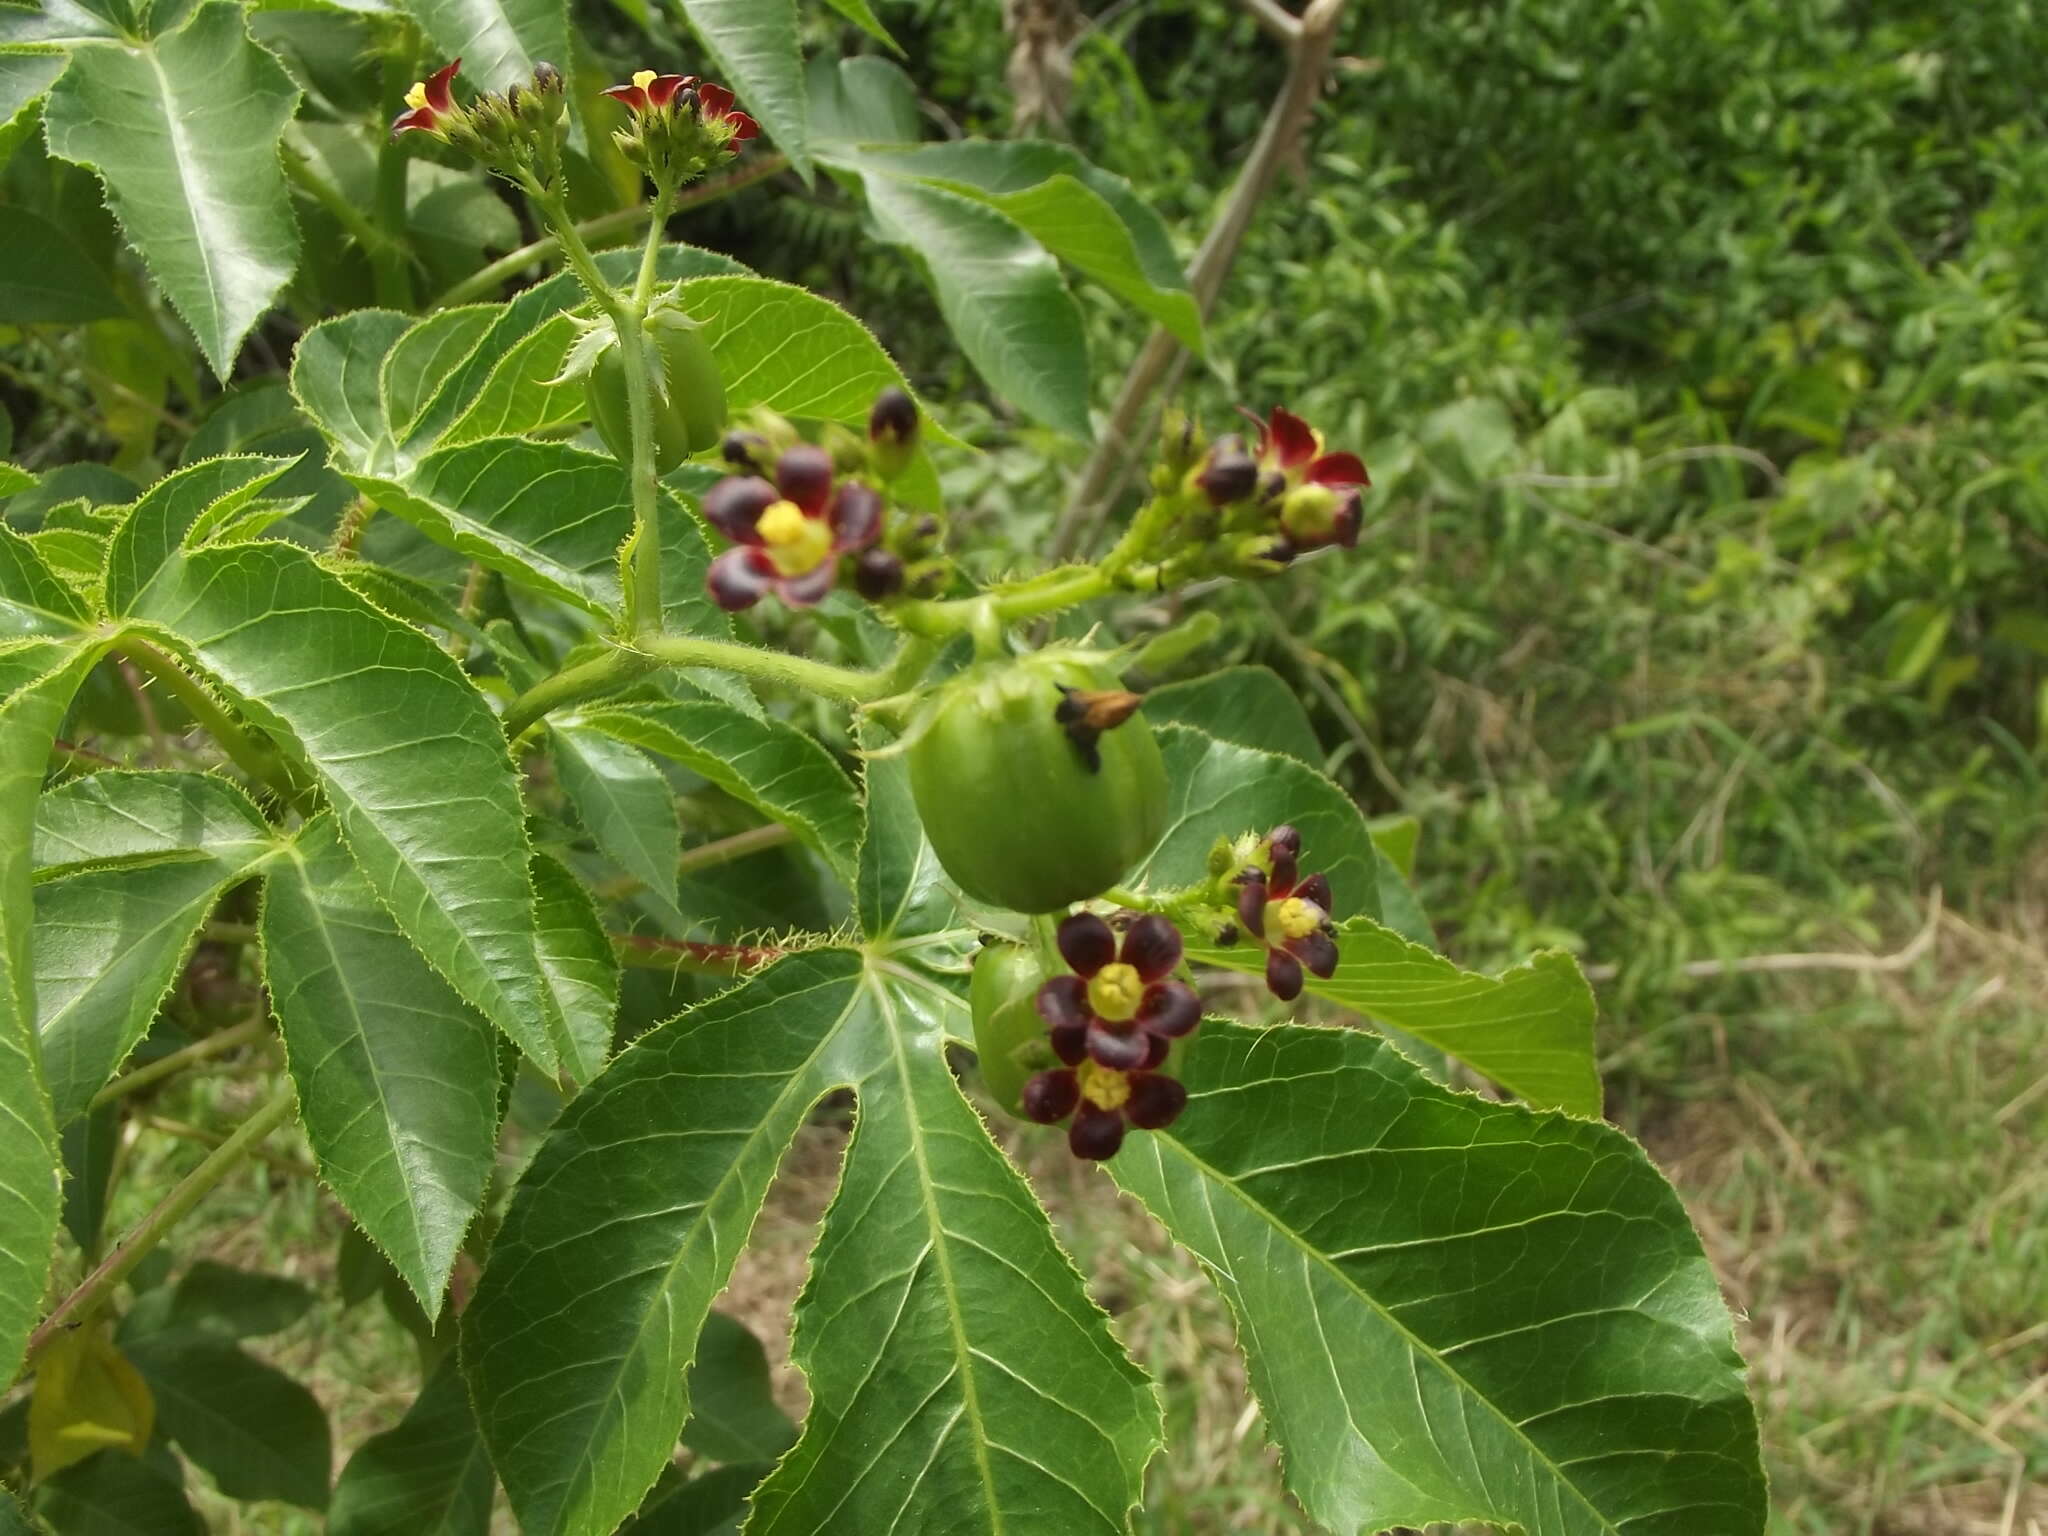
[392,60,569,191]
[1022,913,1199,1160]
[1142,406,1371,577]
[603,71,757,188]
[1204,824,1340,1000]
[704,389,946,611]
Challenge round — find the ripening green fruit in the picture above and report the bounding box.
[585,322,726,472]
[969,943,1051,1116]
[906,653,1167,913]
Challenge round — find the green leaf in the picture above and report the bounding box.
[0,208,122,325]
[1111,1018,1765,1535]
[674,0,809,179]
[0,1489,35,1536]
[33,818,279,1123]
[679,1312,795,1466]
[1138,723,1382,921]
[380,306,503,446]
[0,642,99,1386]
[34,1444,204,1536]
[436,313,587,447]
[290,309,414,473]
[159,1261,315,1339]
[1139,665,1323,767]
[0,1,122,48]
[1188,919,1600,1116]
[58,1104,118,1254]
[0,525,91,640]
[814,0,892,48]
[343,439,642,621]
[551,723,681,910]
[853,744,952,943]
[855,174,1092,438]
[674,274,960,449]
[124,1334,332,1510]
[463,950,1158,1536]
[263,815,503,1312]
[805,53,918,147]
[329,1358,495,1536]
[0,461,34,497]
[32,770,272,877]
[43,2,301,377]
[403,0,568,95]
[623,1463,765,1535]
[575,700,863,886]
[834,142,1200,351]
[125,542,558,1068]
[531,853,618,1082]
[102,455,298,615]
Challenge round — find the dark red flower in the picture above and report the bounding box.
[1021,1059,1188,1161]
[702,445,884,611]
[1035,913,1199,1072]
[602,70,694,114]
[1234,824,1338,1001]
[1236,406,1370,551]
[391,59,462,138]
[695,81,759,142]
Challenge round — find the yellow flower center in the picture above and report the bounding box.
[1086,963,1144,1023]
[1077,1060,1131,1112]
[632,70,657,90]
[1263,896,1324,947]
[404,81,430,110]
[756,500,834,577]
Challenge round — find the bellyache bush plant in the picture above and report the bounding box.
[0,42,1770,1536]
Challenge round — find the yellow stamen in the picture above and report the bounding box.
[1264,896,1324,947]
[632,70,657,90]
[405,82,429,110]
[1077,1060,1131,1112]
[1086,963,1144,1023]
[756,500,834,577]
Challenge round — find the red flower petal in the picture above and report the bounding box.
[1120,914,1183,984]
[1295,873,1332,914]
[706,547,772,611]
[1235,871,1269,933]
[1056,912,1117,978]
[601,83,650,113]
[1086,1022,1151,1071]
[1264,407,1317,469]
[1021,1070,1079,1124]
[1137,981,1199,1039]
[1292,928,1339,980]
[1308,450,1368,487]
[776,562,838,608]
[724,110,759,143]
[1068,1105,1125,1160]
[391,107,439,139]
[1125,1073,1188,1130]
[424,58,461,114]
[697,81,734,118]
[828,483,883,550]
[1265,948,1305,1001]
[1035,974,1090,1033]
[1049,1020,1088,1067]
[646,73,690,109]
[774,445,834,517]
[702,476,777,545]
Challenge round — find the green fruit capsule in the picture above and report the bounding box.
[584,321,727,473]
[970,943,1052,1116]
[907,653,1168,914]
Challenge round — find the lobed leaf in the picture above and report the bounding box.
[102,455,300,615]
[32,770,272,878]
[0,525,90,640]
[551,723,682,911]
[463,949,1159,1536]
[262,816,502,1312]
[1111,1019,1766,1536]
[531,854,619,1083]
[42,2,300,377]
[0,207,122,326]
[123,542,558,1068]
[853,746,953,944]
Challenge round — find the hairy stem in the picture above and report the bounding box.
[501,647,659,739]
[677,822,796,875]
[640,634,896,702]
[88,1018,269,1112]
[25,1084,296,1368]
[116,640,309,809]
[618,181,677,640]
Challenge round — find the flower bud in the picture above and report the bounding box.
[1192,434,1257,507]
[867,387,919,481]
[722,429,772,472]
[533,61,563,94]
[1280,483,1341,543]
[854,548,905,601]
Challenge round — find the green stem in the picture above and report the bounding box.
[677,822,795,875]
[640,634,896,702]
[618,180,677,641]
[535,187,628,325]
[894,564,1112,638]
[89,1018,269,1112]
[117,641,309,809]
[25,1084,296,1368]
[501,648,658,740]
[373,50,418,310]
